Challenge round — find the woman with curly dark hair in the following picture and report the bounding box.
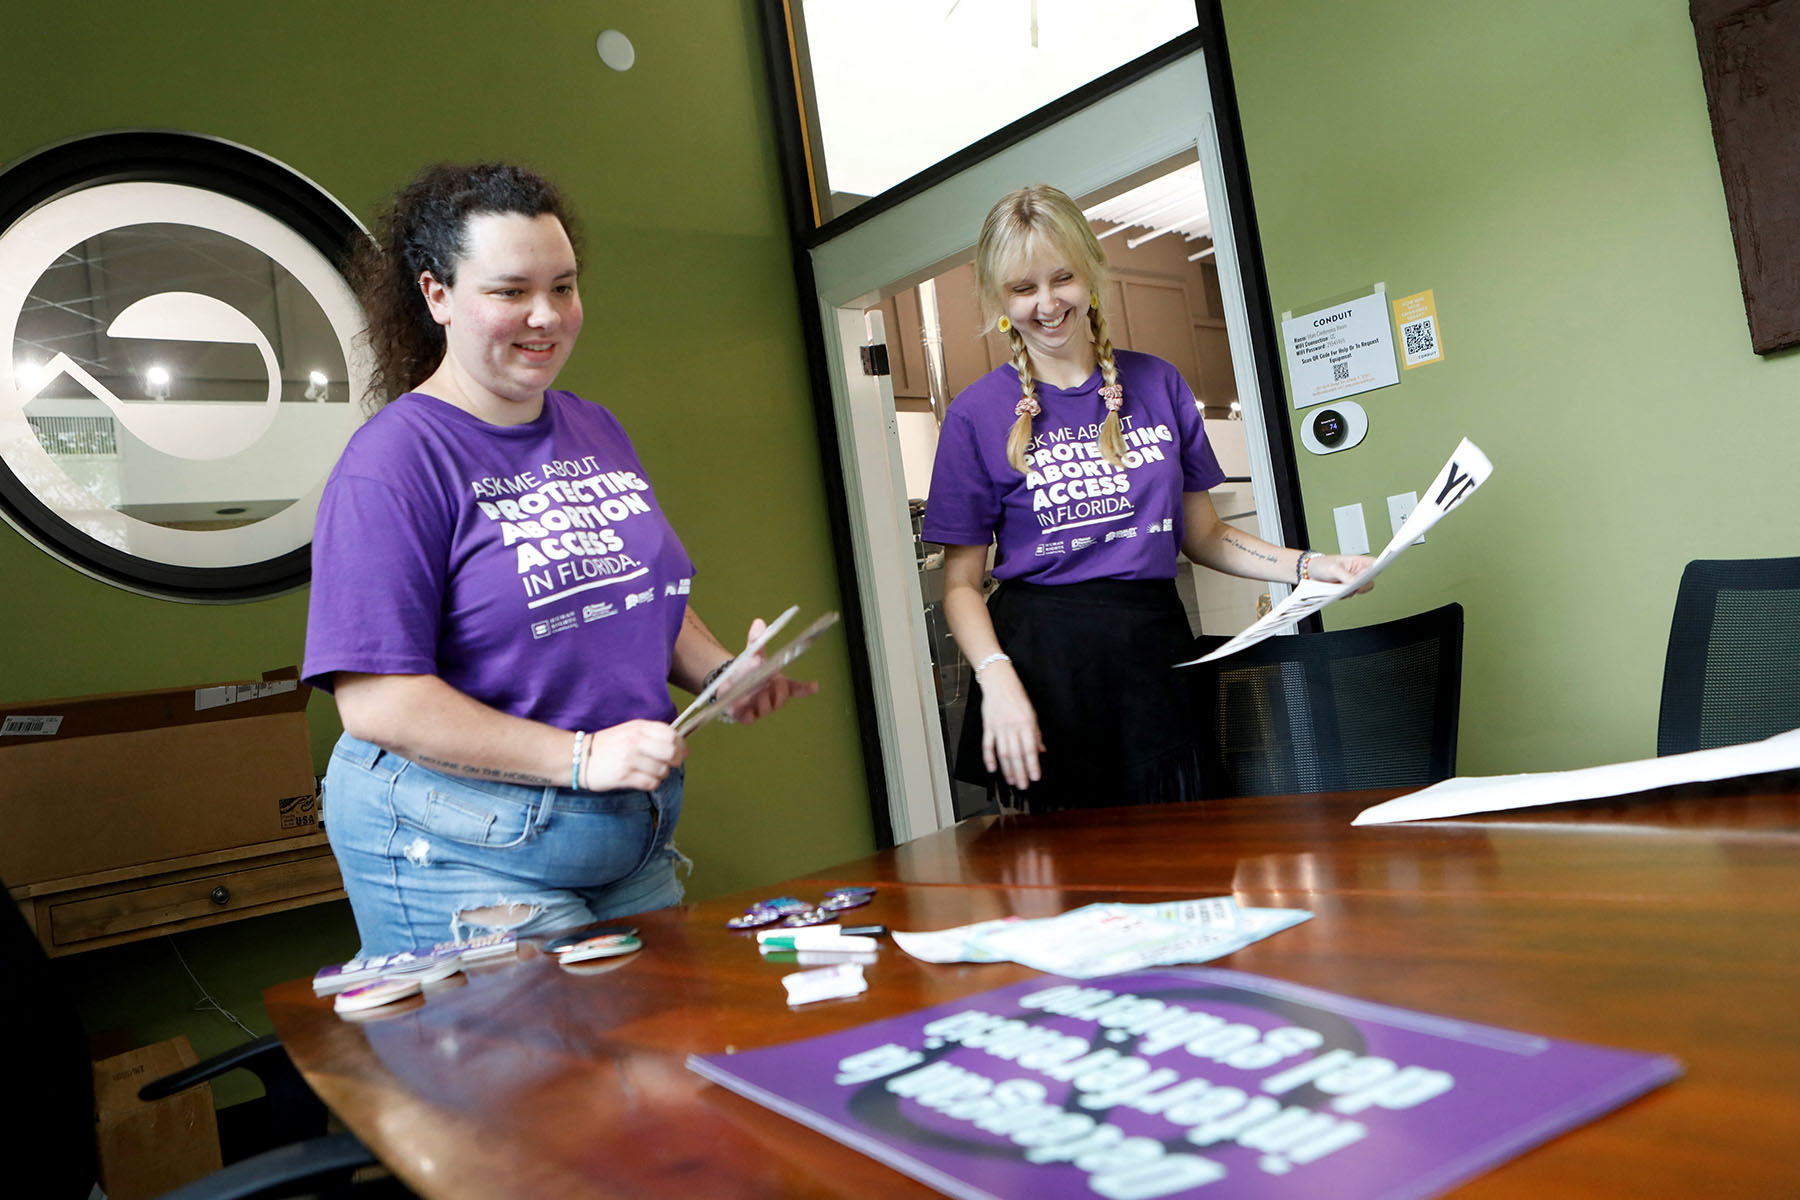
[304,162,813,955]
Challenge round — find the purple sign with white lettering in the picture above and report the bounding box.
[687,968,1678,1200]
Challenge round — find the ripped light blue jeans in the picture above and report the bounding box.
[324,733,688,957]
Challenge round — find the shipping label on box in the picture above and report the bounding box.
[280,790,321,831]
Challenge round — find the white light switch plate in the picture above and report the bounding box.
[1333,503,1370,556]
[1388,491,1424,545]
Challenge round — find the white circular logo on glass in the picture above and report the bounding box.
[0,179,368,585]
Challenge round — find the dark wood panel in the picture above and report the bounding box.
[879,291,929,400]
[1691,0,1800,353]
[931,262,1003,401]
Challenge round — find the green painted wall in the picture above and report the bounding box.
[1222,0,1800,773]
[1,1,872,1094]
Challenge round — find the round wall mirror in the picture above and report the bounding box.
[0,131,369,601]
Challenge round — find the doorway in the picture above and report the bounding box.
[804,49,1293,841]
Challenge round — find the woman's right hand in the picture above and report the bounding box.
[979,663,1044,790]
[583,720,687,793]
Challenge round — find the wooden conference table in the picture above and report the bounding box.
[265,773,1800,1198]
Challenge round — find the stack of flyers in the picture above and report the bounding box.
[312,930,518,996]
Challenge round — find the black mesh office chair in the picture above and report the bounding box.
[1656,556,1800,756]
[1187,603,1463,798]
[0,879,378,1199]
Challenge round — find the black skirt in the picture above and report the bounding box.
[955,578,1203,811]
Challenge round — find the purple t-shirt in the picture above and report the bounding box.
[921,350,1225,583]
[303,390,695,731]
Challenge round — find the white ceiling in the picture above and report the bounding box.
[1084,161,1212,252]
[801,0,1199,201]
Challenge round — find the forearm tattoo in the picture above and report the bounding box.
[1222,531,1278,564]
[416,754,552,786]
[682,605,727,650]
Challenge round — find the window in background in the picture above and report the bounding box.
[0,132,367,601]
[786,0,1199,224]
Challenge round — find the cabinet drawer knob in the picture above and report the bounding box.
[210,886,231,906]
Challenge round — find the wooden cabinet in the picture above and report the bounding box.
[876,288,930,402]
[10,834,344,956]
[1,675,344,956]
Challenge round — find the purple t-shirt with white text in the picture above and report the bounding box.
[303,390,695,732]
[921,350,1224,583]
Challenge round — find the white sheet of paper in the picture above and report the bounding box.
[1177,438,1493,667]
[891,917,1022,964]
[893,899,1310,977]
[1352,727,1800,825]
[972,902,1312,979]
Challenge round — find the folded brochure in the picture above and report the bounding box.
[675,609,839,735]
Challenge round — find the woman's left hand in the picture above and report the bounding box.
[722,617,821,725]
[1309,554,1378,594]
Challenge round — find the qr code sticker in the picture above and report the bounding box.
[1331,360,1350,382]
[1403,317,1438,361]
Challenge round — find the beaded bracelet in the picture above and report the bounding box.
[973,651,1011,676]
[571,730,588,791]
[1295,550,1317,584]
[701,657,736,693]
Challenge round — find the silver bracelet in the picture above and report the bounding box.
[571,730,588,791]
[973,651,1011,676]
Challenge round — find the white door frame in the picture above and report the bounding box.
[807,49,1287,843]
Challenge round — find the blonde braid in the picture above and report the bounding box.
[1090,303,1127,468]
[1003,326,1039,473]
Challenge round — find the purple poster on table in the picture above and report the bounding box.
[687,968,1678,1200]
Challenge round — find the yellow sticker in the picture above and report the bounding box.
[1393,289,1443,369]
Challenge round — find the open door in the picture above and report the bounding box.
[803,48,1296,842]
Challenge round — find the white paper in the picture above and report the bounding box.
[1353,727,1800,825]
[892,917,1021,964]
[1282,290,1399,409]
[1178,438,1493,667]
[193,679,298,711]
[0,714,63,736]
[894,899,1311,978]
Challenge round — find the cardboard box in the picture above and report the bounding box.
[93,1035,223,1200]
[0,670,318,887]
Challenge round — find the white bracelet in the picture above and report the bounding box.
[973,652,1011,676]
[571,730,588,791]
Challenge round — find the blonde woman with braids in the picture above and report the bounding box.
[923,185,1372,810]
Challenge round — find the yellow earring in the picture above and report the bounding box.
[1090,291,1100,309]
[997,315,1011,333]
